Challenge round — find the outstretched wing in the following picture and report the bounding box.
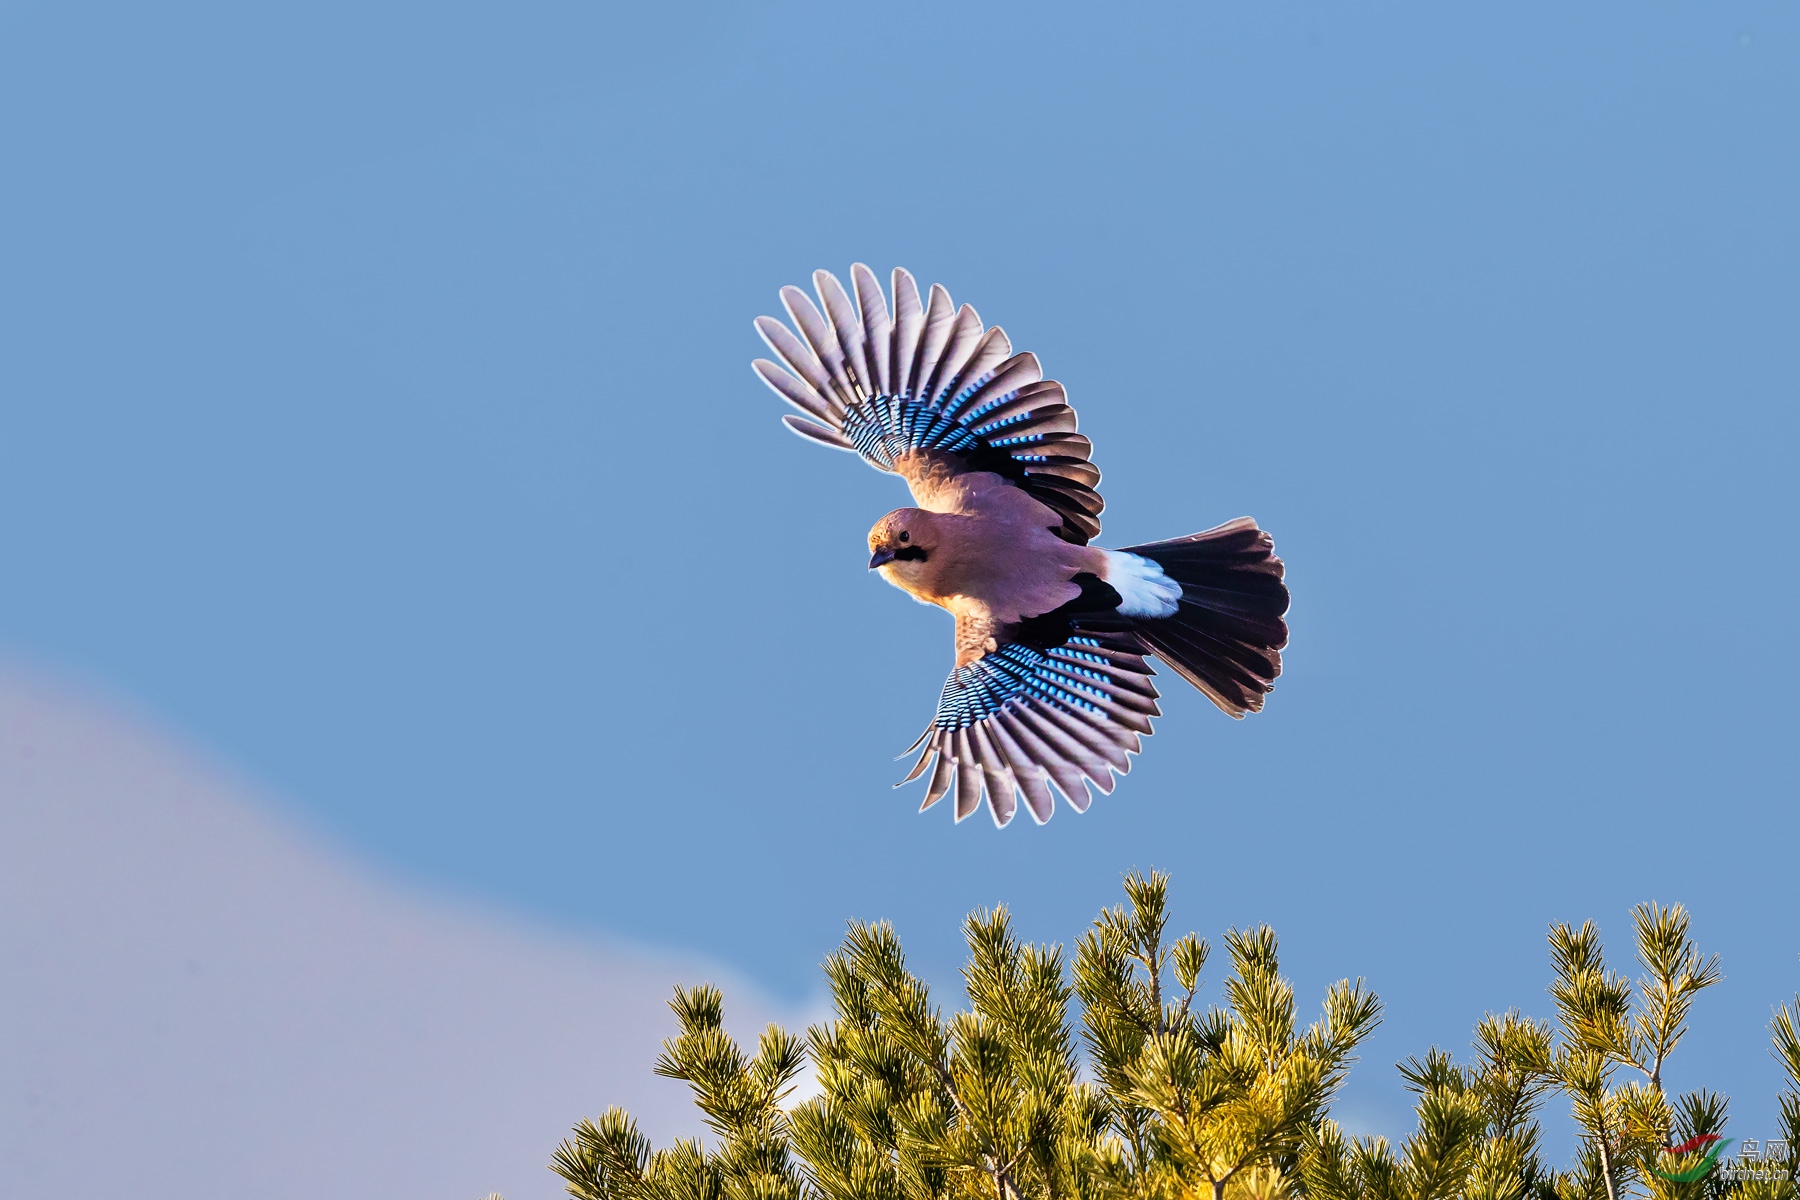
[751,264,1105,544]
[899,628,1161,827]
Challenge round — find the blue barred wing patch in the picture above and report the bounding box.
[842,392,983,470]
[899,632,1161,829]
[751,265,1105,543]
[934,641,1113,728]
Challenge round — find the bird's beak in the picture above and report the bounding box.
[868,547,897,569]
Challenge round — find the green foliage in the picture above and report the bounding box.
[553,878,1799,1200]
[1541,904,1723,1200]
[1763,996,1800,1194]
[1075,874,1381,1200]
[1302,1012,1556,1200]
[551,983,807,1200]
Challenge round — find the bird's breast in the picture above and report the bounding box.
[922,514,1091,625]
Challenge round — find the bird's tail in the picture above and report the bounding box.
[1120,517,1289,718]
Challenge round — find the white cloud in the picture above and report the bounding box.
[0,667,804,1200]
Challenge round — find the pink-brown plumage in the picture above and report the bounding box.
[753,266,1290,827]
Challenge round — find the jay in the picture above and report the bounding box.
[754,266,1289,827]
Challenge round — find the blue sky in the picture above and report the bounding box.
[3,0,1797,1150]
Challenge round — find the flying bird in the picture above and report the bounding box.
[752,266,1289,827]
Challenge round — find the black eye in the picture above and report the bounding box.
[898,530,910,543]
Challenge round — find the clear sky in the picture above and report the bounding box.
[2,0,1796,1157]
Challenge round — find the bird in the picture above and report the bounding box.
[752,265,1289,827]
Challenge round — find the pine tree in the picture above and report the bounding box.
[547,875,1800,1200]
[1757,989,1800,1200]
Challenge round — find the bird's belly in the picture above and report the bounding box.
[943,531,1089,624]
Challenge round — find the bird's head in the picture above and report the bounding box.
[867,509,936,580]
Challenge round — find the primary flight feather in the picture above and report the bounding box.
[753,265,1289,827]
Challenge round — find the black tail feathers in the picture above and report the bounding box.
[1123,517,1289,718]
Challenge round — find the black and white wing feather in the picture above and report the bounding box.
[899,631,1161,827]
[752,265,1105,545]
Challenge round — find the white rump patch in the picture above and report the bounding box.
[1100,550,1182,618]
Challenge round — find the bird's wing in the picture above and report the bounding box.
[899,619,1160,827]
[751,264,1105,544]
